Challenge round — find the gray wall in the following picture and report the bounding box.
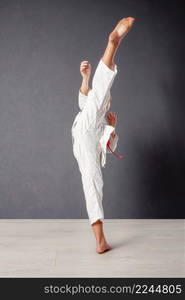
[0,0,184,218]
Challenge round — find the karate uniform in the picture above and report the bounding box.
[71,59,119,225]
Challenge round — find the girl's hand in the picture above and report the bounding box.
[80,61,91,78]
[106,112,117,127]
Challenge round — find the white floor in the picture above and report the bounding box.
[0,219,184,278]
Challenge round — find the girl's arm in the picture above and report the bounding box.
[79,61,91,95]
[105,112,119,153]
[111,129,116,138]
[106,112,117,133]
[80,77,90,96]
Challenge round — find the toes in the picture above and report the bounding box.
[97,248,111,254]
[128,17,135,25]
[96,245,112,254]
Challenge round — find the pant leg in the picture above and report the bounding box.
[80,157,104,225]
[76,59,118,135]
[91,59,118,111]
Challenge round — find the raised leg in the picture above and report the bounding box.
[101,17,135,70]
[90,17,136,254]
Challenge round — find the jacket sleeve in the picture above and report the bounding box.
[99,124,118,155]
[107,132,119,153]
[78,90,88,110]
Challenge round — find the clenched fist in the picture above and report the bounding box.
[106,112,117,127]
[80,61,91,79]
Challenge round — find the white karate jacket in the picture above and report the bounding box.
[71,90,119,168]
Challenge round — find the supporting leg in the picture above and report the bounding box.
[91,219,112,254]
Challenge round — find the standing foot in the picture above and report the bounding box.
[96,238,112,254]
[109,17,135,45]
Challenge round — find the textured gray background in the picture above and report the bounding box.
[0,0,184,218]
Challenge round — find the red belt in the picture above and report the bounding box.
[107,139,125,159]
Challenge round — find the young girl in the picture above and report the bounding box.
[71,17,135,254]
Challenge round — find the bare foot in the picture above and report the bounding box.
[109,17,135,45]
[96,239,112,254]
